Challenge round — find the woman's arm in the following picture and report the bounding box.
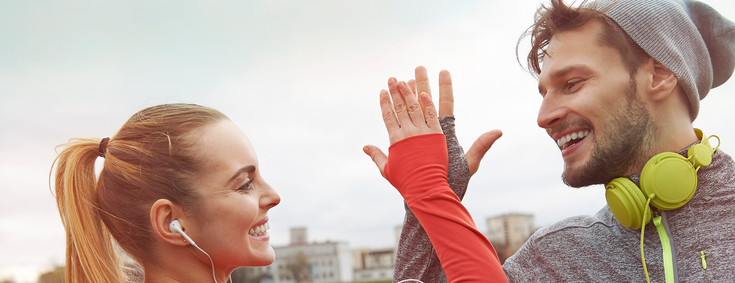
[392,116,467,283]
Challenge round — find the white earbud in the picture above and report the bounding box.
[170,219,197,246]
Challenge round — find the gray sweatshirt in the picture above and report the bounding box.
[394,117,735,282]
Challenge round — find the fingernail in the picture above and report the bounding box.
[388,77,397,85]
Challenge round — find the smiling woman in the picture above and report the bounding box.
[51,104,280,283]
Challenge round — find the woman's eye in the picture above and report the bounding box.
[237,178,255,192]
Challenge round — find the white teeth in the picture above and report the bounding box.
[555,130,590,149]
[249,222,270,237]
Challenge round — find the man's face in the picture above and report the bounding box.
[537,20,654,187]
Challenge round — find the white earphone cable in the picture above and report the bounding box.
[191,243,218,283]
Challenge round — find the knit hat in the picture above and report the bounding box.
[593,0,735,120]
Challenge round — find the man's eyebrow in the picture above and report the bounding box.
[538,64,593,94]
[228,165,256,184]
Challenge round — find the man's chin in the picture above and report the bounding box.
[562,170,607,188]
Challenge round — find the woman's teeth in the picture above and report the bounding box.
[557,130,590,149]
[249,222,270,237]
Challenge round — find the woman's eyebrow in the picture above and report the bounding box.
[228,165,256,184]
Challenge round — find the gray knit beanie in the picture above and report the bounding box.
[592,0,735,120]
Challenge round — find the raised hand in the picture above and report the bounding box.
[363,77,442,177]
[409,66,502,175]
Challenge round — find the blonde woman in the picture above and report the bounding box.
[53,103,280,282]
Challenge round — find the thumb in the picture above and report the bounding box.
[466,130,503,175]
[363,145,388,178]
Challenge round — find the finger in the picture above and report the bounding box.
[419,92,443,133]
[388,77,411,125]
[438,69,454,117]
[407,79,417,97]
[466,129,503,175]
[397,81,425,130]
[379,89,401,138]
[363,145,388,178]
[414,66,432,100]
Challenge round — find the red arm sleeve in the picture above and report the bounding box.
[385,133,507,283]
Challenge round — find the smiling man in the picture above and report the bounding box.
[499,0,735,281]
[369,0,735,282]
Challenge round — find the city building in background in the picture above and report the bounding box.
[232,213,537,283]
[485,213,536,263]
[351,247,395,281]
[270,227,354,283]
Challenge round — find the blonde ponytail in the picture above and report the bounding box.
[54,138,123,283]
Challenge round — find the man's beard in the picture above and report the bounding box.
[562,78,654,188]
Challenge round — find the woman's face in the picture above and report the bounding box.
[186,119,280,268]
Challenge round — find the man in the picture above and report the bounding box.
[364,0,735,281]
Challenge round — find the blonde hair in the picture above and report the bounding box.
[53,104,228,282]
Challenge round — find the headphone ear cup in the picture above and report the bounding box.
[640,152,697,210]
[606,178,650,229]
[688,143,713,168]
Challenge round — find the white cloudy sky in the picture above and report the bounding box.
[1,0,734,281]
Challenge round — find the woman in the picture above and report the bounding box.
[53,103,280,283]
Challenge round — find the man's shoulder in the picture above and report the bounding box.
[530,206,618,241]
[502,206,639,281]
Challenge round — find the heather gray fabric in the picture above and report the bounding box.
[502,146,735,282]
[594,0,735,120]
[392,115,466,283]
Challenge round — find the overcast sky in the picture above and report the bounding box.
[1,0,734,281]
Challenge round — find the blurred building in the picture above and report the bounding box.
[352,247,395,281]
[244,227,353,283]
[485,213,536,263]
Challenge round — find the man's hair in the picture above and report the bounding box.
[520,0,650,77]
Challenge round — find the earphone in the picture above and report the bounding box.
[604,129,720,283]
[170,220,197,246]
[169,219,220,283]
[604,129,720,229]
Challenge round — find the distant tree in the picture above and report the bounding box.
[491,242,513,264]
[230,267,259,283]
[285,252,311,283]
[37,266,65,283]
[230,266,278,283]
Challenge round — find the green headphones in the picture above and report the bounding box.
[605,129,720,229]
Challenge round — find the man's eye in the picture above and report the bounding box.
[567,79,583,92]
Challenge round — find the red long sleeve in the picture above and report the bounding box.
[385,133,507,283]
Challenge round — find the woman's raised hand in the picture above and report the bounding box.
[363,76,442,177]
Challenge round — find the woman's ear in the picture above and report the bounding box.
[647,60,679,101]
[150,199,189,246]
